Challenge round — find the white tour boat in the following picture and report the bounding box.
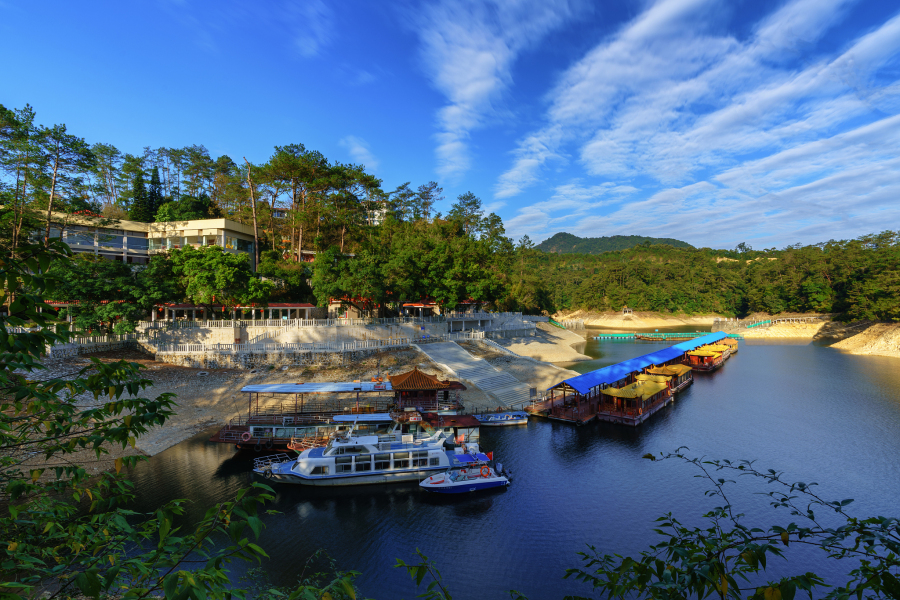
[253,426,452,486]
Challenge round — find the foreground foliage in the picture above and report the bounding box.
[0,241,347,599]
[565,450,900,600]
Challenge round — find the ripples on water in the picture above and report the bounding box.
[125,335,900,599]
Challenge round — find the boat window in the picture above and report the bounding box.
[393,452,409,469]
[310,466,329,475]
[412,451,429,467]
[374,454,390,470]
[355,457,372,472]
[335,456,353,473]
[429,457,440,466]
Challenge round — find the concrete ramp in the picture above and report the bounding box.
[415,342,532,407]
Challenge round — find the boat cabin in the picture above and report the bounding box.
[645,363,693,392]
[421,412,480,445]
[598,379,672,426]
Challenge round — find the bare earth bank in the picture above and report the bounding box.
[555,310,724,328]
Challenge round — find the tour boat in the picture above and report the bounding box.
[253,426,452,486]
[419,453,510,494]
[473,412,528,426]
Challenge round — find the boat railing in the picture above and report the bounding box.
[252,454,294,471]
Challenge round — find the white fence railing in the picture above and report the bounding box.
[138,316,449,330]
[521,315,550,322]
[484,321,537,331]
[155,331,484,356]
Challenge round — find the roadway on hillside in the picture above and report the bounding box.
[413,342,532,408]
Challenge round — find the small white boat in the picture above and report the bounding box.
[473,412,528,426]
[420,453,509,494]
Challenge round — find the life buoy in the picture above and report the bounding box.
[265,439,274,450]
[480,466,490,478]
[241,431,252,442]
[254,443,262,452]
[264,470,273,479]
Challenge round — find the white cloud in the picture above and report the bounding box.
[340,136,379,171]
[285,0,333,58]
[498,0,900,248]
[409,0,582,182]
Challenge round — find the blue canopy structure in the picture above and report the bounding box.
[549,331,728,395]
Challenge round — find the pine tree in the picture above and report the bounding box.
[128,171,151,222]
[148,166,163,218]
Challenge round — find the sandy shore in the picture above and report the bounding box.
[40,336,583,459]
[492,322,591,362]
[556,310,724,328]
[741,322,826,338]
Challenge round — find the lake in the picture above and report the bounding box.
[124,332,900,598]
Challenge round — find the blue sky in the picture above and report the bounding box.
[2,0,899,249]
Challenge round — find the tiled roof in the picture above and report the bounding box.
[388,368,452,391]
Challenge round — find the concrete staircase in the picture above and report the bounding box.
[414,342,532,407]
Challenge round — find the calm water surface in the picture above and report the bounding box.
[126,335,900,599]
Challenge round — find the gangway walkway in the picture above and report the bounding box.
[412,342,532,408]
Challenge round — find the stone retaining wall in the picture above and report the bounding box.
[485,328,537,339]
[153,346,403,369]
[47,340,138,358]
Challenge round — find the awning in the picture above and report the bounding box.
[687,350,721,357]
[635,374,670,383]
[241,382,393,393]
[549,331,727,394]
[601,380,668,400]
[647,364,693,376]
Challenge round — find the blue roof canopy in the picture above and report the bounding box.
[550,331,727,395]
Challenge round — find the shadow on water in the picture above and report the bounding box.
[122,338,900,599]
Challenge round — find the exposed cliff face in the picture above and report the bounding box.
[829,322,900,358]
[741,322,826,338]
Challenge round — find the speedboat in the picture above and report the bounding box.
[253,426,451,486]
[473,411,528,426]
[419,452,510,494]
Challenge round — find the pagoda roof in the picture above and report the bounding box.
[388,368,465,391]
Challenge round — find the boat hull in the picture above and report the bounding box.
[477,420,527,426]
[422,479,509,493]
[256,466,446,486]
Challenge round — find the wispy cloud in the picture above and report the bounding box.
[409,0,582,182]
[284,0,333,58]
[340,135,379,171]
[500,0,900,248]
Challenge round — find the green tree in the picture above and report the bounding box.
[0,240,284,599]
[148,165,164,217]
[39,123,95,246]
[168,245,273,316]
[128,170,152,222]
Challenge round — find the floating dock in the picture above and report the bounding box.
[528,332,735,426]
[594,332,742,340]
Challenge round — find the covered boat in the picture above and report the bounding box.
[473,412,528,426]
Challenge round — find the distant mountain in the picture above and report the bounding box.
[535,232,694,254]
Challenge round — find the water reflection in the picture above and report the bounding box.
[124,339,900,599]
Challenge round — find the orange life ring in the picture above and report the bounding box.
[480,466,490,478]
[240,431,252,442]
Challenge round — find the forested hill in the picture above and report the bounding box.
[536,232,693,254]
